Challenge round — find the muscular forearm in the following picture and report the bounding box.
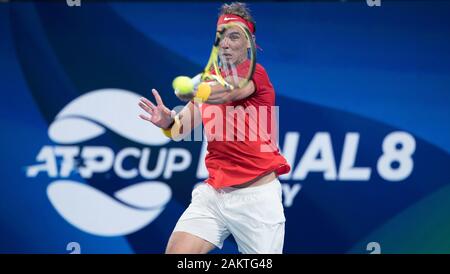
[198,76,255,105]
[203,85,233,104]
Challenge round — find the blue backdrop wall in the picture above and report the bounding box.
[1,0,449,253]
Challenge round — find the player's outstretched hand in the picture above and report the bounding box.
[138,89,175,129]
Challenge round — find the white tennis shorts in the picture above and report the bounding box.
[173,178,286,254]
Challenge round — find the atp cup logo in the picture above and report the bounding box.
[26,89,173,236]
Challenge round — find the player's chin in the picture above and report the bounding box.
[229,56,239,64]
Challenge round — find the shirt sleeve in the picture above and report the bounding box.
[250,64,275,106]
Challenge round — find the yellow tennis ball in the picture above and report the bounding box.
[172,76,194,95]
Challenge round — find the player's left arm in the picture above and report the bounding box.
[175,77,256,104]
[204,78,255,104]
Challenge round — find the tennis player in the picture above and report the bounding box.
[138,2,290,254]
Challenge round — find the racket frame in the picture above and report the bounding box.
[200,22,256,90]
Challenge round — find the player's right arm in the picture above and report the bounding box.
[138,89,201,140]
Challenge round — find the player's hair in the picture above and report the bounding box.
[219,2,256,33]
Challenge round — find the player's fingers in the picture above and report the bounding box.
[152,89,165,106]
[140,97,155,109]
[139,114,152,122]
[138,101,153,112]
[139,101,154,114]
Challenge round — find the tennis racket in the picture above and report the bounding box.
[198,22,257,91]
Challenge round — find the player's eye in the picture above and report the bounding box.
[229,33,240,40]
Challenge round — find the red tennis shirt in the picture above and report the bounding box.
[200,60,290,189]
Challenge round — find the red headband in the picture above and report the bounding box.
[217,14,255,34]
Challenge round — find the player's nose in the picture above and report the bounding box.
[219,37,230,48]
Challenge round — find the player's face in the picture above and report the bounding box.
[218,24,248,66]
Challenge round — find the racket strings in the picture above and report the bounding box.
[217,34,253,88]
[203,23,256,90]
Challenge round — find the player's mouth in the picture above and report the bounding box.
[222,53,233,60]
